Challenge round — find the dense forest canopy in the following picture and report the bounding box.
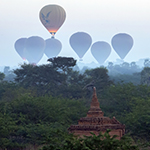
[1,57,150,149]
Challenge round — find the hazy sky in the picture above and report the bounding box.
[1,0,150,67]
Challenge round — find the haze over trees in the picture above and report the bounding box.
[0,57,150,149]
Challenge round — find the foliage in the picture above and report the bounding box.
[1,58,150,148]
[0,72,5,81]
[0,94,88,149]
[100,83,150,123]
[83,67,113,96]
[109,73,141,85]
[144,59,150,67]
[41,130,139,150]
[107,61,142,75]
[100,83,136,121]
[13,58,84,98]
[47,56,77,74]
[125,97,150,141]
[0,113,25,150]
[14,63,66,96]
[3,95,87,125]
[0,81,18,101]
[141,67,150,85]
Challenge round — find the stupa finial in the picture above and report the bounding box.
[92,87,98,102]
[86,86,103,117]
[93,86,96,96]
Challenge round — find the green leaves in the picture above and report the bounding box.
[47,57,77,74]
[2,60,150,149]
[83,67,113,95]
[141,67,150,85]
[0,94,88,149]
[0,72,5,81]
[41,130,139,150]
[125,98,150,141]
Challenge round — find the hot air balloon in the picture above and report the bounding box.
[39,4,66,37]
[14,38,27,60]
[91,41,111,64]
[111,33,134,59]
[25,36,45,65]
[44,38,62,58]
[69,32,92,60]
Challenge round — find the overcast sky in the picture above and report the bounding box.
[1,0,150,67]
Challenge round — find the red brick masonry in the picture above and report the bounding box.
[68,87,125,140]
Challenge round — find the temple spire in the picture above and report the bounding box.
[87,87,104,117]
[92,87,98,101]
[68,86,125,140]
[90,87,100,109]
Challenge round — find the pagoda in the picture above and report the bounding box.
[68,87,125,140]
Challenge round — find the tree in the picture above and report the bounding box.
[0,72,5,82]
[107,62,113,70]
[0,113,23,150]
[141,67,150,85]
[83,67,113,95]
[14,63,65,96]
[130,62,137,68]
[122,62,130,68]
[100,82,150,124]
[4,71,16,82]
[144,59,150,67]
[41,130,139,150]
[0,81,18,101]
[47,57,77,74]
[13,58,84,98]
[125,97,150,142]
[109,73,141,85]
[60,69,87,98]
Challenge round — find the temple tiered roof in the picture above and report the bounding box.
[68,87,125,139]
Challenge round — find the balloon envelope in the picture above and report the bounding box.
[39,4,66,37]
[25,36,45,65]
[44,38,62,58]
[69,32,92,59]
[91,41,111,64]
[14,38,27,60]
[111,33,133,59]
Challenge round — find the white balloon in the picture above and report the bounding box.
[69,32,92,59]
[44,38,62,58]
[14,38,27,60]
[111,33,134,59]
[39,5,66,37]
[91,41,111,64]
[25,36,45,65]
